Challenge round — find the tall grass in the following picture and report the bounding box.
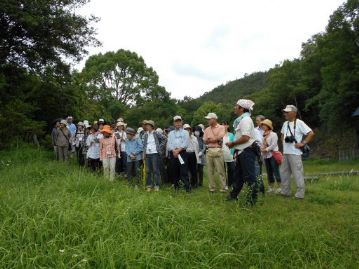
[0,145,358,268]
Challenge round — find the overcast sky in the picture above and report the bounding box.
[78,0,344,99]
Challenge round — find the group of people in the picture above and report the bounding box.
[51,99,314,204]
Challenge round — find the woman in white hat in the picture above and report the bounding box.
[55,120,71,162]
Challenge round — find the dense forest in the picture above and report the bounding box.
[1,0,359,158]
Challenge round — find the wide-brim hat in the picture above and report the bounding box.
[260,119,273,130]
[116,121,125,127]
[144,120,155,127]
[283,105,298,113]
[183,124,191,129]
[60,119,68,125]
[101,125,113,134]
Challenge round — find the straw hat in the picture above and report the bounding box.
[260,119,273,130]
[60,119,67,125]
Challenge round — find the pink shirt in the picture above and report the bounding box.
[99,135,117,160]
[203,124,225,148]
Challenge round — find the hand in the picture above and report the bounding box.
[226,142,233,148]
[172,149,179,158]
[295,143,305,148]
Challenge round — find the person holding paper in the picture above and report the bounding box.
[167,116,191,192]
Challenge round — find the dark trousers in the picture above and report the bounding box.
[159,156,169,184]
[197,164,204,186]
[146,153,161,187]
[225,161,236,187]
[116,151,127,173]
[127,160,140,185]
[76,147,85,166]
[230,147,257,205]
[187,152,198,187]
[88,158,100,172]
[170,151,191,192]
[264,157,281,184]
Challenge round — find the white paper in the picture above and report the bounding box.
[178,154,185,165]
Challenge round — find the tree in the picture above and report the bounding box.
[191,102,233,126]
[81,49,162,107]
[0,0,99,147]
[0,0,100,72]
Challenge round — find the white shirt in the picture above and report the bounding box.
[187,134,199,153]
[254,127,263,146]
[223,134,234,162]
[86,133,100,159]
[146,131,158,154]
[115,131,126,152]
[234,116,256,154]
[281,119,312,155]
[261,131,279,159]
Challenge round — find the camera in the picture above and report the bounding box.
[285,136,296,143]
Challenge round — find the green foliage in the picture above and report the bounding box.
[124,99,180,129]
[0,0,100,71]
[191,102,233,126]
[198,72,267,105]
[0,0,99,148]
[80,49,164,106]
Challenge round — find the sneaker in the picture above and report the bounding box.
[267,187,274,193]
[154,186,160,192]
[275,188,282,194]
[209,189,216,193]
[220,189,227,193]
[146,187,152,192]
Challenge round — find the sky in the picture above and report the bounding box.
[78,0,344,99]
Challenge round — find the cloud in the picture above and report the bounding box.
[172,63,223,82]
[77,0,344,99]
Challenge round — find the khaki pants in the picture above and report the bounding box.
[206,148,226,191]
[103,157,116,181]
[280,154,305,198]
[57,146,69,162]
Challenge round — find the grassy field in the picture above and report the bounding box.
[0,145,358,268]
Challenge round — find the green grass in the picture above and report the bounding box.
[0,145,359,268]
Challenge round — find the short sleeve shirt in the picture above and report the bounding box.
[281,119,312,155]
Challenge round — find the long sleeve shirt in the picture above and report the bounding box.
[99,136,117,160]
[125,138,143,162]
[262,131,279,159]
[167,128,189,151]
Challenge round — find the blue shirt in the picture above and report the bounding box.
[125,138,143,162]
[67,123,77,136]
[167,128,189,151]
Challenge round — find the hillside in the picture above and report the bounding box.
[197,71,267,104]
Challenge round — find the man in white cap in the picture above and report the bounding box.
[203,112,227,192]
[226,99,258,205]
[167,115,191,192]
[280,105,314,199]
